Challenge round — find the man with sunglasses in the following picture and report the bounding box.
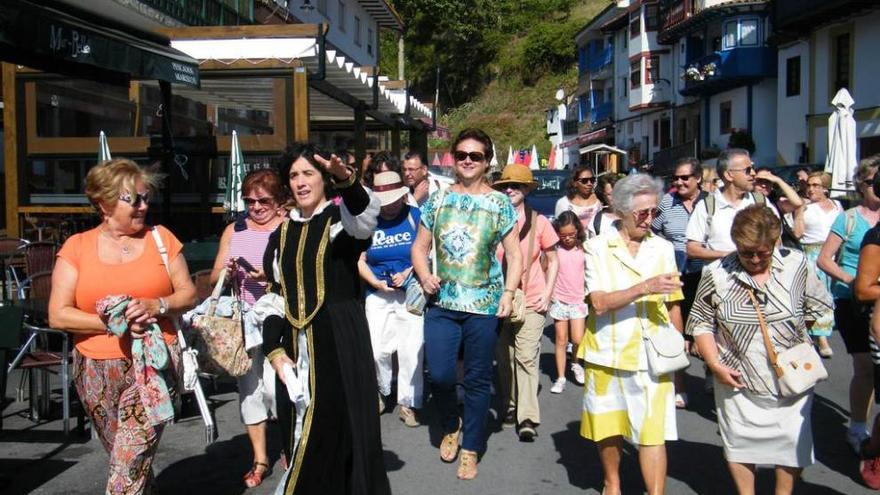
[652,157,705,409]
[686,148,778,264]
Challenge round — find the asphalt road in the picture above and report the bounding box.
[0,324,875,494]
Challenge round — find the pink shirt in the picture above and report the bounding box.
[553,245,586,305]
[498,211,559,309]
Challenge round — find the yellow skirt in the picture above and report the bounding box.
[580,363,677,446]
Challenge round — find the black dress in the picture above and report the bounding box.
[262,177,391,495]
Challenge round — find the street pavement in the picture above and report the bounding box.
[0,324,875,494]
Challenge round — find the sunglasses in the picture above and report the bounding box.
[243,197,275,207]
[503,183,525,191]
[576,177,596,184]
[672,174,695,182]
[729,166,755,175]
[119,191,151,208]
[454,151,486,163]
[738,249,773,260]
[632,207,659,221]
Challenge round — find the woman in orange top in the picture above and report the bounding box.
[48,159,196,495]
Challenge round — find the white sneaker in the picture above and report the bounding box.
[550,378,566,394]
[570,363,585,386]
[848,428,871,455]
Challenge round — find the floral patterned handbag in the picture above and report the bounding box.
[190,268,252,377]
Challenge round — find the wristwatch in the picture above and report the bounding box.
[158,297,168,316]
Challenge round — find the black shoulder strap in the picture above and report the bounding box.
[593,208,603,235]
[519,206,534,241]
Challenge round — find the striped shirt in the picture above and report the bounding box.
[229,227,273,305]
[652,191,705,274]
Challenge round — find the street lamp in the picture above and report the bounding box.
[301,0,315,10]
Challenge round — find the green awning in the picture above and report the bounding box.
[0,0,199,87]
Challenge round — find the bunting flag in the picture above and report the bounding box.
[529,144,540,170]
[431,152,442,166]
[547,145,557,170]
[441,151,455,167]
[507,146,515,165]
[490,143,499,170]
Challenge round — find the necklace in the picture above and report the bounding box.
[101,228,132,255]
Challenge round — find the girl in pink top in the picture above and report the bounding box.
[549,211,588,393]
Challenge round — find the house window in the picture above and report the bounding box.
[630,61,641,88]
[645,4,659,31]
[367,27,374,56]
[834,33,851,91]
[630,9,641,38]
[354,16,361,46]
[661,118,671,149]
[722,21,737,50]
[720,101,732,134]
[786,56,801,97]
[621,77,628,98]
[653,120,659,147]
[338,1,346,32]
[677,117,688,144]
[645,55,660,84]
[740,19,759,46]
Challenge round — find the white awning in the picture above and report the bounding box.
[579,144,628,155]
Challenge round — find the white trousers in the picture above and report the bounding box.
[365,290,424,408]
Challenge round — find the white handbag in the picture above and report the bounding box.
[747,289,827,397]
[643,326,690,377]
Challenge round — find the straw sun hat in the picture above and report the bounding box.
[492,164,538,193]
[372,171,410,206]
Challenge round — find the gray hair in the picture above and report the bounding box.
[612,173,664,215]
[716,148,751,179]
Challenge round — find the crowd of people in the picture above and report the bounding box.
[45,127,880,494]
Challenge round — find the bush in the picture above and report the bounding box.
[519,21,579,84]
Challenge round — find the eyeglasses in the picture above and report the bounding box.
[632,207,659,221]
[728,166,755,175]
[119,191,151,208]
[558,231,579,239]
[671,174,695,182]
[454,151,486,163]
[243,197,275,207]
[738,249,773,260]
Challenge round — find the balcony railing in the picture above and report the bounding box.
[590,101,613,125]
[680,46,776,96]
[588,46,613,73]
[141,0,254,26]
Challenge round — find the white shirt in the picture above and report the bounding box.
[685,189,778,253]
[800,200,843,245]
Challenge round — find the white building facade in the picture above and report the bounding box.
[775,1,880,165]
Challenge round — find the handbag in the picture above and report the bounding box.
[406,189,447,315]
[190,268,253,377]
[643,325,690,377]
[747,288,827,397]
[509,211,537,324]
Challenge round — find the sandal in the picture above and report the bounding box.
[243,461,271,488]
[440,419,462,463]
[457,450,478,480]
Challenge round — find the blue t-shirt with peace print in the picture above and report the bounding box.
[365,205,420,291]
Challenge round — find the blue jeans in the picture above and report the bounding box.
[423,305,499,453]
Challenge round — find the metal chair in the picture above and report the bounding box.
[0,237,29,300]
[0,303,25,432]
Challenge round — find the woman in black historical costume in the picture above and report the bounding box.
[256,143,389,494]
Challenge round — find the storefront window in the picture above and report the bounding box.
[35,80,134,138]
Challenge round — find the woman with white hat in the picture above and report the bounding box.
[358,170,425,427]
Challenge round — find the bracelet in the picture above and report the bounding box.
[331,166,357,189]
[503,289,515,295]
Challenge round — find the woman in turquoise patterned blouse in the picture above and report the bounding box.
[412,128,522,480]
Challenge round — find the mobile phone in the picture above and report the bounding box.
[236,257,257,273]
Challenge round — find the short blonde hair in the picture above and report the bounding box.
[855,155,880,183]
[84,159,161,212]
[808,171,832,189]
[731,204,781,249]
[701,166,718,184]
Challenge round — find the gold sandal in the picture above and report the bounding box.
[457,450,478,480]
[439,419,462,463]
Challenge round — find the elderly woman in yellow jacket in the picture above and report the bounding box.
[579,173,684,495]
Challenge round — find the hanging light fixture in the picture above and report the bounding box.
[301,0,315,10]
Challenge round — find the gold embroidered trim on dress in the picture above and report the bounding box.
[285,326,316,495]
[278,218,331,330]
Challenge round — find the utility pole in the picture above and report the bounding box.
[398,33,405,81]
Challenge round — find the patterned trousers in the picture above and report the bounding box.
[73,341,180,495]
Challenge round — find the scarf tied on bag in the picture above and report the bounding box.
[97,294,175,425]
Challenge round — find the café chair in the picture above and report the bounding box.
[0,303,25,432]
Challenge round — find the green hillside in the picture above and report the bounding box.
[382,0,610,158]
